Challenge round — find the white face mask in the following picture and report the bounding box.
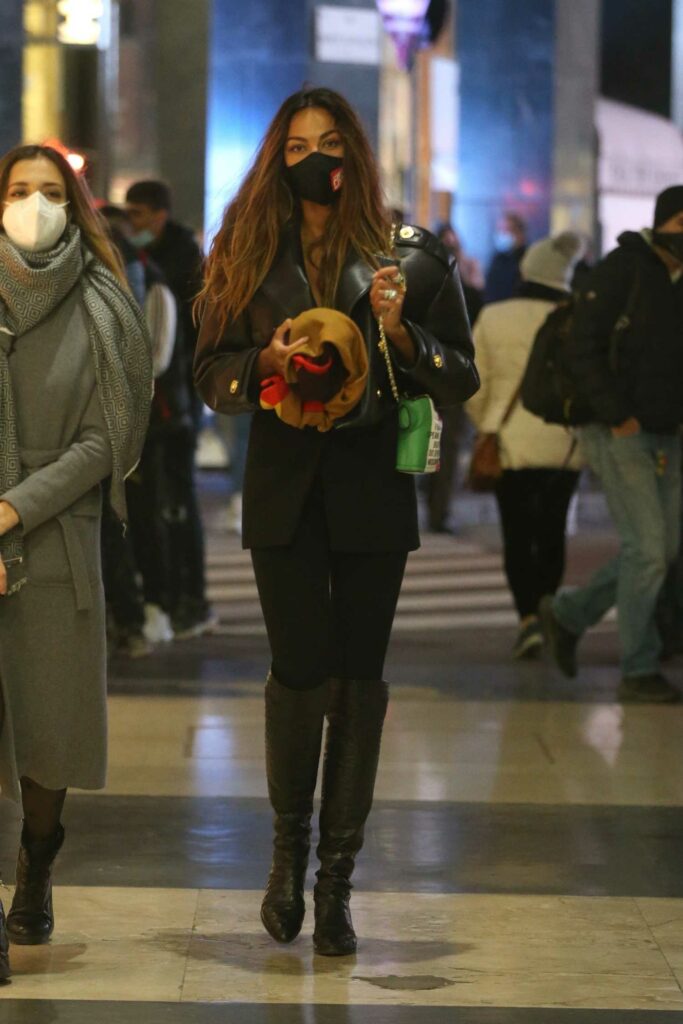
[2,191,69,252]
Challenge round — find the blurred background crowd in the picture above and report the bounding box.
[2,0,682,676]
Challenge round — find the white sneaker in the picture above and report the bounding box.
[143,603,174,643]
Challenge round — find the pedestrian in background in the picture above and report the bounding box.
[0,144,151,975]
[427,223,485,533]
[484,211,528,304]
[436,222,485,300]
[467,232,584,658]
[99,204,178,653]
[195,87,478,956]
[125,180,216,638]
[541,186,683,702]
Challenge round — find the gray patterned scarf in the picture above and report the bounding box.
[0,225,152,592]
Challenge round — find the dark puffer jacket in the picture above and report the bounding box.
[568,231,683,433]
[145,220,204,428]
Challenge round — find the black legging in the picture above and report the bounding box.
[495,468,580,619]
[251,481,407,690]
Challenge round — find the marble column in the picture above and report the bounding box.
[155,0,211,233]
[551,0,600,237]
[0,0,23,158]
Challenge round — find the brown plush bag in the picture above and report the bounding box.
[467,383,523,492]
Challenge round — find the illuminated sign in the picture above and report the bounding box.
[376,0,431,69]
[315,7,381,65]
[376,0,430,30]
[57,0,106,46]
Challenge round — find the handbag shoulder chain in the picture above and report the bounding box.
[377,220,401,404]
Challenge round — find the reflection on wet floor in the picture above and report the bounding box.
[1,535,683,1019]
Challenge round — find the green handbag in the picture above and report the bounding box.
[378,316,442,475]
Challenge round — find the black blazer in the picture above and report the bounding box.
[195,225,479,551]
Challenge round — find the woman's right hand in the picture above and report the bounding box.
[256,319,308,379]
[0,555,6,597]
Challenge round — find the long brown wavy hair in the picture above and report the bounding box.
[198,87,392,331]
[0,144,126,287]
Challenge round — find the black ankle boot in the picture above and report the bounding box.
[0,901,10,981]
[261,673,328,944]
[7,824,65,945]
[313,679,388,957]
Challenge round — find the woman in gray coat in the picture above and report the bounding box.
[0,144,152,980]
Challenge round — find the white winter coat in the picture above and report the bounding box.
[466,297,583,471]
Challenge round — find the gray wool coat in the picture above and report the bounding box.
[0,287,113,802]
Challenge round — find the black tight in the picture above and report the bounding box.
[251,482,407,691]
[20,777,66,842]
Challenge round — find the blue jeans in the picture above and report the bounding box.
[553,425,681,677]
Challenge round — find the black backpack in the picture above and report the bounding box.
[520,298,592,426]
[521,271,641,427]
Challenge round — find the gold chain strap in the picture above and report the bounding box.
[378,221,401,405]
[378,316,400,404]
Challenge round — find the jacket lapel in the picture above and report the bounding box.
[259,229,314,321]
[335,251,374,317]
[259,227,375,318]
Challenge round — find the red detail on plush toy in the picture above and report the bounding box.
[291,352,333,376]
[302,400,325,413]
[260,374,290,407]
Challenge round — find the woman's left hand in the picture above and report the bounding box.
[370,266,406,337]
[0,501,19,536]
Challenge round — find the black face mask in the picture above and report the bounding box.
[285,152,344,206]
[652,230,683,263]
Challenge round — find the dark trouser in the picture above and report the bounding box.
[127,428,207,616]
[495,468,580,619]
[250,483,407,690]
[163,428,208,614]
[126,438,172,612]
[100,496,145,632]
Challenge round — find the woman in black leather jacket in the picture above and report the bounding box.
[195,87,478,957]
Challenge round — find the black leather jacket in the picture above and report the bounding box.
[195,224,478,420]
[194,224,479,551]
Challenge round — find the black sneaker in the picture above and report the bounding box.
[538,595,580,678]
[512,620,544,660]
[618,673,681,704]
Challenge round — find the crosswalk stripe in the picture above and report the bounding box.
[205,537,617,636]
[207,571,509,602]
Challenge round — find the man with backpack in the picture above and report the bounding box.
[540,185,683,702]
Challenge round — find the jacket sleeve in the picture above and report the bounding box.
[568,251,635,426]
[1,386,112,535]
[397,261,480,408]
[193,301,262,415]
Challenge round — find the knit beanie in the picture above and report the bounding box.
[520,231,585,292]
[653,185,683,228]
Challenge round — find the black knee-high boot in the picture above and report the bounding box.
[313,678,389,956]
[0,902,10,980]
[7,824,65,945]
[261,672,329,943]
